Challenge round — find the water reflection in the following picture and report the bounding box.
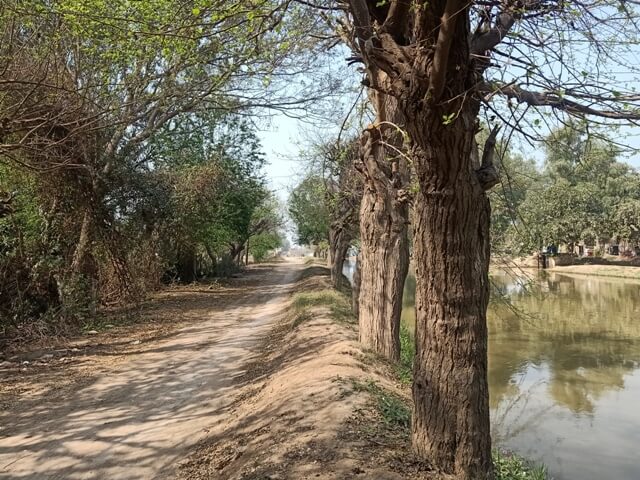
[344,261,640,480]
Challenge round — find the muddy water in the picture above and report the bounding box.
[343,262,640,480]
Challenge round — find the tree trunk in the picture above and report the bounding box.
[409,116,492,479]
[59,209,97,315]
[328,223,351,289]
[176,246,197,283]
[205,245,218,273]
[351,251,361,318]
[358,186,409,362]
[70,210,95,276]
[356,71,410,362]
[342,0,495,475]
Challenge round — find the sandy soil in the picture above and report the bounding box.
[548,263,640,279]
[0,259,304,479]
[1,261,433,480]
[178,268,433,480]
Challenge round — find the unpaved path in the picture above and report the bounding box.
[0,259,303,480]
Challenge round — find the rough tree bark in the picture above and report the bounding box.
[328,223,351,289]
[409,113,492,479]
[356,72,410,362]
[344,0,501,477]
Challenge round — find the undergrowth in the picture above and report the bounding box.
[493,450,548,480]
[291,289,354,327]
[398,324,414,384]
[351,379,411,429]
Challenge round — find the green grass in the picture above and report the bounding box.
[398,324,414,384]
[493,450,548,480]
[351,379,411,429]
[291,289,354,326]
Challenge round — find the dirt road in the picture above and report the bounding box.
[0,259,303,480]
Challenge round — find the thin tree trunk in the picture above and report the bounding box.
[245,239,250,265]
[329,224,351,289]
[71,210,94,275]
[351,251,361,318]
[58,209,97,315]
[176,245,197,283]
[205,245,218,273]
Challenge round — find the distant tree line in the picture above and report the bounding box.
[492,124,640,256]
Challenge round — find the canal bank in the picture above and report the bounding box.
[344,261,640,480]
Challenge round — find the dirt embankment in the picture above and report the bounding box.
[179,266,433,480]
[547,263,640,280]
[493,254,640,278]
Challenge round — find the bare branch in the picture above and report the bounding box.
[476,124,501,190]
[482,82,640,121]
[470,12,516,56]
[348,0,373,41]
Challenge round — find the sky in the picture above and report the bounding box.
[260,110,640,247]
[260,113,640,206]
[257,115,306,204]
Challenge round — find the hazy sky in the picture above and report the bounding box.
[260,112,640,207]
[257,115,304,203]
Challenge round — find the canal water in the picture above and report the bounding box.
[343,261,640,480]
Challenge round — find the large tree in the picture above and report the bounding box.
[338,0,640,478]
[0,0,338,312]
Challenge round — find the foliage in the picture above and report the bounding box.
[0,0,330,335]
[288,175,330,245]
[492,126,640,255]
[493,450,548,480]
[490,144,542,254]
[613,199,640,243]
[249,232,282,262]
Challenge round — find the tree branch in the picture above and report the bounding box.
[427,0,465,103]
[381,0,411,41]
[481,124,500,168]
[476,124,501,190]
[348,0,373,41]
[482,82,640,120]
[470,12,515,56]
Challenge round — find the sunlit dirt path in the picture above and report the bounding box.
[0,259,304,480]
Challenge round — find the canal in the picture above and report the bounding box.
[343,262,640,480]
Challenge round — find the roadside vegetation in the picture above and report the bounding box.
[289,268,548,480]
